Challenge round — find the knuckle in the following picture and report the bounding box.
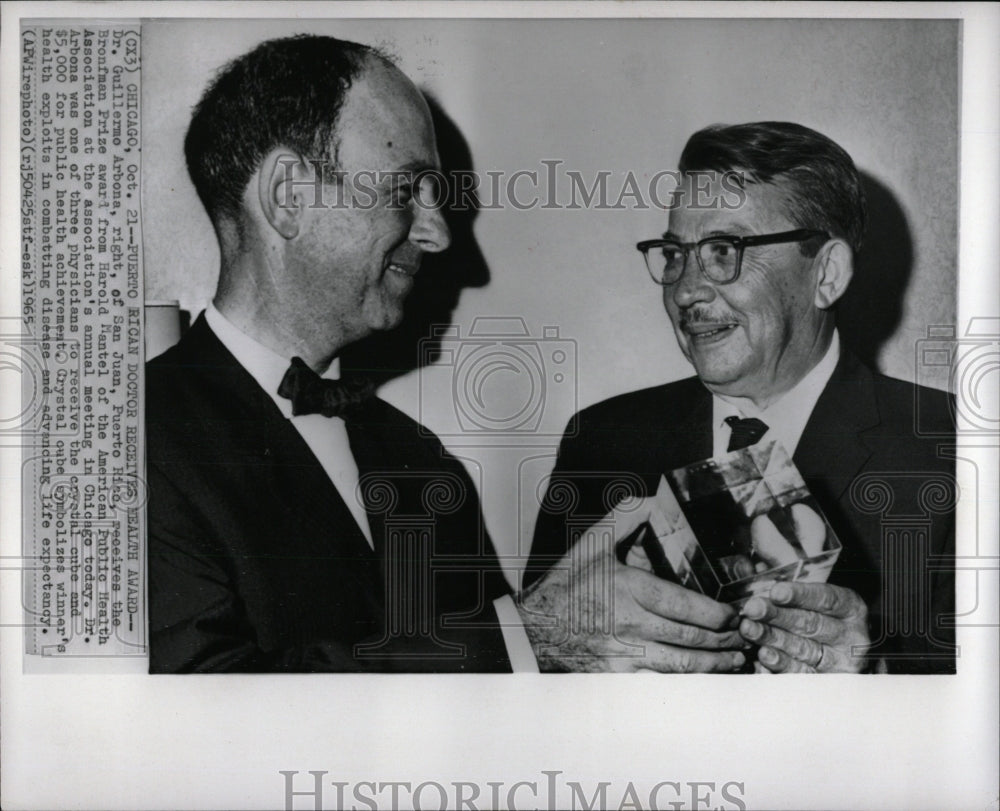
[711,656,733,673]
[771,627,795,654]
[622,569,649,603]
[805,640,824,667]
[710,609,733,631]
[675,622,704,647]
[754,622,775,646]
[631,572,661,604]
[721,631,744,649]
[612,613,637,639]
[701,601,731,630]
[784,634,807,660]
[762,652,785,673]
[819,587,840,613]
[673,650,696,673]
[800,610,823,637]
[657,591,686,624]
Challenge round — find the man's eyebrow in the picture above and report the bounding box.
[660,227,753,241]
[694,227,754,239]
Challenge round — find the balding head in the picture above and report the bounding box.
[184,34,392,228]
[195,35,451,370]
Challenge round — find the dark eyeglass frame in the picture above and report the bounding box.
[636,228,829,285]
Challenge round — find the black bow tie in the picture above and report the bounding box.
[277,357,375,418]
[724,415,769,451]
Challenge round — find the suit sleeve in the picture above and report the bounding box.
[525,410,647,588]
[524,420,583,587]
[147,461,512,673]
[147,460,357,672]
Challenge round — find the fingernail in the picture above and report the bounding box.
[771,583,792,603]
[759,646,777,665]
[742,619,762,640]
[732,652,745,668]
[742,597,766,619]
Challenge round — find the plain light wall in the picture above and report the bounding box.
[142,19,958,571]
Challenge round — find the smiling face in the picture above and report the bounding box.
[663,174,832,406]
[283,58,451,363]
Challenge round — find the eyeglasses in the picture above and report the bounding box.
[636,229,829,285]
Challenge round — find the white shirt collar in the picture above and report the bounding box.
[711,331,841,456]
[204,303,340,420]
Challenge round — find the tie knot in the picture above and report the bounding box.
[277,357,375,418]
[724,415,769,451]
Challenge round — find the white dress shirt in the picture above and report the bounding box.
[205,304,375,547]
[712,331,841,457]
[203,305,538,671]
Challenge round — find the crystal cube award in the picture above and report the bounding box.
[626,440,842,604]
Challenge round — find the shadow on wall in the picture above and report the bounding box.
[341,94,491,385]
[837,172,914,371]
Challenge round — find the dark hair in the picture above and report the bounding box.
[184,35,389,223]
[679,121,867,254]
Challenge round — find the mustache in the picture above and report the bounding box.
[678,309,739,330]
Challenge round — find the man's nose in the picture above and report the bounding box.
[669,257,716,309]
[409,202,451,253]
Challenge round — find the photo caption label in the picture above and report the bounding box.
[18,24,145,658]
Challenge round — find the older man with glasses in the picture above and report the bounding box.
[526,122,956,674]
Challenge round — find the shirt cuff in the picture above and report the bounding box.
[493,594,539,673]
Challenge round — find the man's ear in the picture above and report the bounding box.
[255,147,316,240]
[813,238,854,309]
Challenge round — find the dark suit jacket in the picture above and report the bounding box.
[146,315,512,672]
[528,350,956,673]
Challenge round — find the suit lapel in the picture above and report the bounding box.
[345,402,427,558]
[344,412,389,557]
[670,381,714,471]
[188,315,380,565]
[793,349,881,504]
[263,411,382,565]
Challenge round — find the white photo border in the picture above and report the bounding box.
[1,3,997,810]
